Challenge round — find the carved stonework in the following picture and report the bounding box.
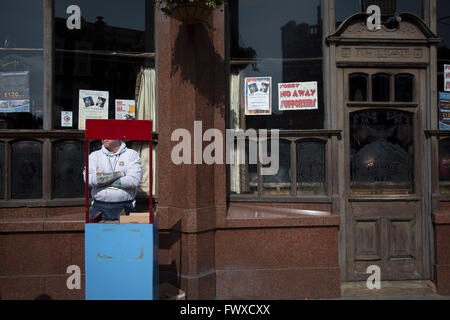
[339,47,424,60]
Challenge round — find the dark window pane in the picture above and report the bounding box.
[297,139,326,195]
[232,60,323,130]
[350,109,414,194]
[0,0,43,48]
[439,139,450,194]
[0,51,44,129]
[55,0,153,53]
[349,73,368,101]
[263,139,291,195]
[395,73,413,102]
[0,142,3,199]
[372,73,390,102]
[11,140,42,199]
[53,52,153,129]
[53,140,85,198]
[437,0,450,92]
[230,0,322,59]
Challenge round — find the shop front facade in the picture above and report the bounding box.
[0,0,449,299]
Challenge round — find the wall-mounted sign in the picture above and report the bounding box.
[439,92,450,130]
[115,99,136,120]
[245,77,272,116]
[445,65,450,92]
[78,89,109,130]
[278,81,318,111]
[0,71,30,113]
[61,111,73,127]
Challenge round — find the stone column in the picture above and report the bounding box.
[156,8,226,299]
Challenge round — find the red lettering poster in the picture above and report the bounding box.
[278,81,318,111]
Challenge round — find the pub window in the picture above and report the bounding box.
[0,0,44,129]
[297,139,326,195]
[437,0,450,93]
[0,0,156,204]
[395,73,413,102]
[0,141,3,199]
[53,140,85,198]
[54,0,155,130]
[263,139,291,195]
[439,139,450,194]
[229,139,258,195]
[349,73,368,101]
[350,109,414,195]
[228,0,328,199]
[372,73,391,102]
[335,0,423,29]
[11,140,43,199]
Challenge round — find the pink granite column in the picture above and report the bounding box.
[156,8,226,299]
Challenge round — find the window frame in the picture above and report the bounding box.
[0,0,158,207]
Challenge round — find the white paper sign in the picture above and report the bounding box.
[445,65,450,92]
[115,99,136,120]
[78,89,109,130]
[278,81,318,111]
[61,111,73,127]
[245,77,272,115]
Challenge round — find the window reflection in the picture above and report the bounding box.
[0,0,43,49]
[395,74,413,102]
[437,0,450,92]
[230,138,258,195]
[55,0,153,53]
[349,73,368,101]
[263,139,291,195]
[11,140,42,199]
[0,142,3,199]
[372,73,390,102]
[350,109,414,194]
[230,0,322,59]
[53,140,85,198]
[439,139,450,194]
[297,139,326,195]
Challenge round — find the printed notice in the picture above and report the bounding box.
[78,89,109,130]
[278,81,318,111]
[61,111,73,127]
[115,99,136,120]
[245,77,272,115]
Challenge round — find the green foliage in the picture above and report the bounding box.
[155,0,225,16]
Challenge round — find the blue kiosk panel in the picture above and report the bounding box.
[85,223,159,300]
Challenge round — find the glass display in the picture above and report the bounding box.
[297,139,326,195]
[372,73,391,102]
[53,140,85,198]
[263,139,291,195]
[439,139,450,194]
[11,140,42,199]
[350,109,414,194]
[395,74,413,102]
[349,73,368,101]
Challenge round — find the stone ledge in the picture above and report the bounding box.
[0,220,85,233]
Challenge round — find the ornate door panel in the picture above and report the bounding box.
[344,68,424,281]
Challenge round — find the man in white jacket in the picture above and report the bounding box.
[84,140,142,221]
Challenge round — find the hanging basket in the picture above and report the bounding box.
[167,3,213,24]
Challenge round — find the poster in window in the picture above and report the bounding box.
[278,81,318,111]
[439,92,450,130]
[115,99,136,120]
[78,89,109,130]
[0,71,30,113]
[445,65,450,92]
[245,77,271,115]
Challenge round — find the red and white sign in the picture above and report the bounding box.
[61,111,73,127]
[278,81,318,111]
[445,65,450,92]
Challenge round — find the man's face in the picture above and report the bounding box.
[102,140,121,151]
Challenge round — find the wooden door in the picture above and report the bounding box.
[344,69,425,281]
